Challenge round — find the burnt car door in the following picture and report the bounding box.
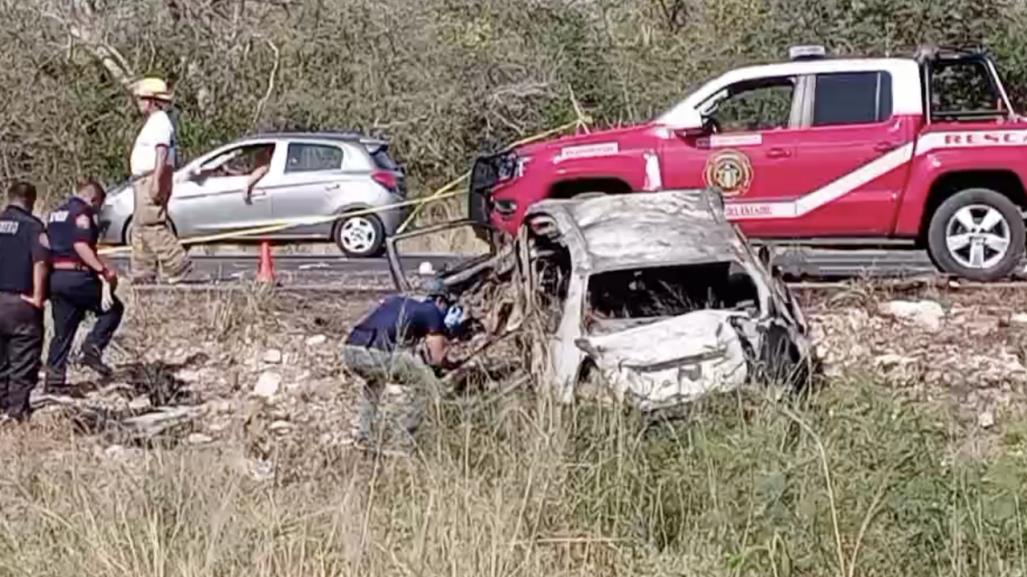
[384,219,502,294]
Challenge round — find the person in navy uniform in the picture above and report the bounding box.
[343,277,465,452]
[0,181,49,422]
[45,178,124,391]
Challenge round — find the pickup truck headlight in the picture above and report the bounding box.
[494,199,518,216]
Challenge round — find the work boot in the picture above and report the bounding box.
[80,347,114,379]
[44,372,71,396]
[165,260,195,285]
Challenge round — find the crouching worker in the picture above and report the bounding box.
[45,179,124,392]
[342,278,463,453]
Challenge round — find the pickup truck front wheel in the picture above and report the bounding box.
[927,188,1025,281]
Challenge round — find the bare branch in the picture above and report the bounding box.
[251,38,280,127]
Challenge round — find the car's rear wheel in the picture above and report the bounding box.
[926,188,1025,281]
[335,213,385,258]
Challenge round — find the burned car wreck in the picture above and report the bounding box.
[387,189,815,412]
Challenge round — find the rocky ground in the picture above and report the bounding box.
[800,281,1027,430]
[18,281,1027,466]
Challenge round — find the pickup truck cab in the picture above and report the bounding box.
[470,46,1027,281]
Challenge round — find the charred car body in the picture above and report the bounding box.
[388,189,815,411]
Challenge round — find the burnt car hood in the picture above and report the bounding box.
[576,310,752,411]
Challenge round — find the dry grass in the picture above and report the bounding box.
[1,285,1027,576]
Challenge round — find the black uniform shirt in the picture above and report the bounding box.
[0,205,48,295]
[48,197,98,265]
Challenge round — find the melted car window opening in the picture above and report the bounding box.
[531,237,572,331]
[585,262,759,323]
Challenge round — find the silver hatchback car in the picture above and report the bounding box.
[98,132,409,257]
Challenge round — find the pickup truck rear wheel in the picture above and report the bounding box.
[927,188,1025,281]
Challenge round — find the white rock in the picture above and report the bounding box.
[306,334,327,347]
[103,444,142,460]
[873,354,916,369]
[187,433,213,445]
[252,372,282,399]
[262,349,283,364]
[879,300,945,331]
[177,368,204,383]
[128,396,152,411]
[1011,313,1027,325]
[269,420,293,432]
[978,411,996,429]
[246,458,275,482]
[104,444,127,458]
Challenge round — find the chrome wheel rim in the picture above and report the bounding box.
[945,204,1011,270]
[340,217,377,253]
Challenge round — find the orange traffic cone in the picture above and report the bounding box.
[257,240,275,284]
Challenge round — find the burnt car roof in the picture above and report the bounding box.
[524,189,748,273]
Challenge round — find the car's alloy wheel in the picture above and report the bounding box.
[944,204,1011,270]
[927,188,1026,281]
[335,214,385,258]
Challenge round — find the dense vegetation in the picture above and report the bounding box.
[1,0,1025,205]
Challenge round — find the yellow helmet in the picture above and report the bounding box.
[133,77,173,101]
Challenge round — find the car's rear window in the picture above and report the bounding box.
[285,143,344,173]
[368,146,399,171]
[586,262,758,321]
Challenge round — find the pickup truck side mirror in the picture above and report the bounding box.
[667,107,706,136]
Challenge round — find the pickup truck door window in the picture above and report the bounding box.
[774,70,915,237]
[662,75,809,203]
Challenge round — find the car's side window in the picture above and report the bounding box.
[285,143,344,173]
[707,76,798,133]
[201,143,275,178]
[811,71,893,126]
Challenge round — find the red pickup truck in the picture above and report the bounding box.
[469,46,1027,281]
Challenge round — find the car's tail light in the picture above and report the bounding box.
[372,170,399,193]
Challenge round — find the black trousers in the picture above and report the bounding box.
[45,270,124,384]
[0,292,43,419]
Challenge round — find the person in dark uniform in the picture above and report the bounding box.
[342,278,464,451]
[45,178,124,391]
[0,181,49,421]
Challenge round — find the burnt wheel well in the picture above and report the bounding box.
[549,178,632,200]
[918,170,1027,245]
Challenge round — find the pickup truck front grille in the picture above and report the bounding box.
[468,152,517,226]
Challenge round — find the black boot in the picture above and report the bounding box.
[80,346,114,379]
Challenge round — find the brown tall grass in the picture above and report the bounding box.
[2,288,1026,576]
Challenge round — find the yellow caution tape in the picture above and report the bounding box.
[395,117,591,234]
[98,114,592,256]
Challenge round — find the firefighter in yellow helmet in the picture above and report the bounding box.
[129,77,192,284]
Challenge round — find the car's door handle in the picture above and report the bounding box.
[766,147,792,159]
[874,141,898,152]
[325,184,341,192]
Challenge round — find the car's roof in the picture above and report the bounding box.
[239,131,387,146]
[524,189,751,274]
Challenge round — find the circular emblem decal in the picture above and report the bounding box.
[703,150,753,197]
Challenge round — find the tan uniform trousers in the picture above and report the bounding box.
[131,172,190,281]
